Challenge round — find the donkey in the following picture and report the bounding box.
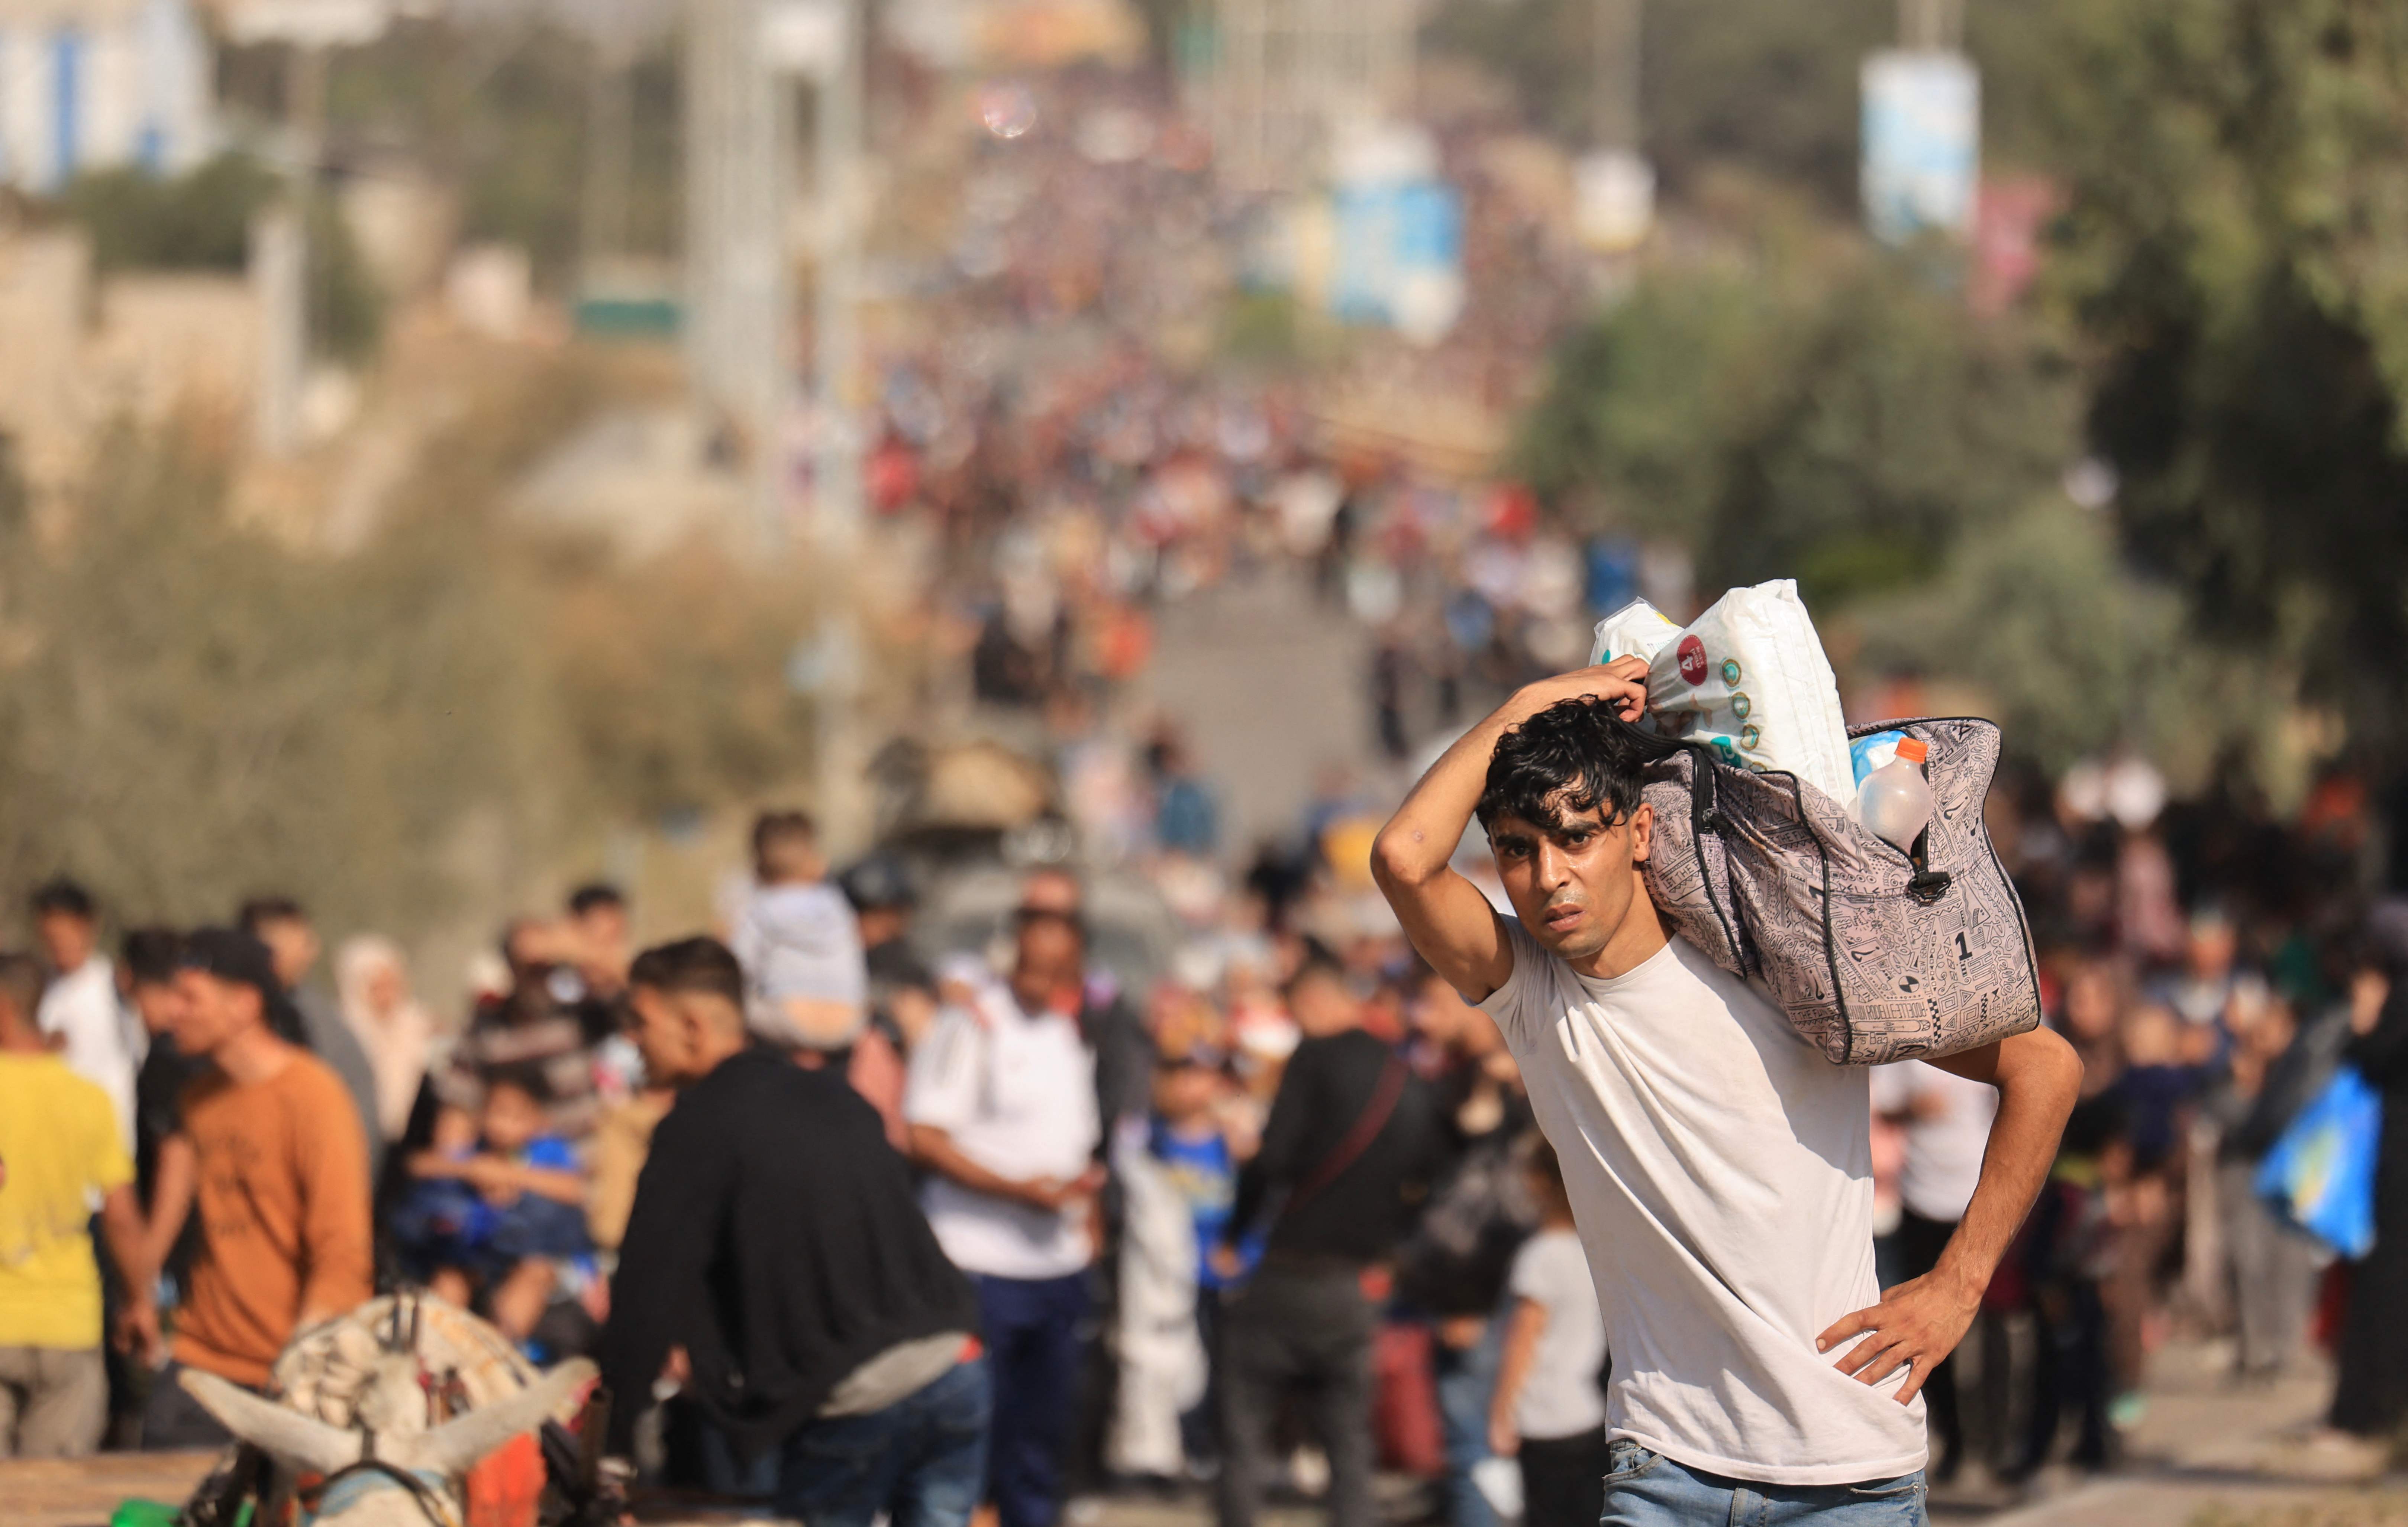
[176,1355,595,1527]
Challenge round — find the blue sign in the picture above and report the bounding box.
[1861,50,1980,244]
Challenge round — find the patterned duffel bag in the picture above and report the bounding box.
[1640,715,2043,1066]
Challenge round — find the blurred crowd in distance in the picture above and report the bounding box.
[854,74,1639,770]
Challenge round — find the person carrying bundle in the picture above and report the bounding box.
[1370,660,2081,1525]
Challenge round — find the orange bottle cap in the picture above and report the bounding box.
[1896,738,1928,764]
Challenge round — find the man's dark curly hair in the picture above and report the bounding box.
[1475,697,1677,834]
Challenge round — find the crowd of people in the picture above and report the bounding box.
[846,71,1653,802]
[1,727,2403,1523]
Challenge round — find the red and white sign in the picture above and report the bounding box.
[1677,634,1708,686]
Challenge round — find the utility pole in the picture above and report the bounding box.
[813,0,862,553]
[1212,0,1417,192]
[1594,0,1639,152]
[581,41,632,281]
[225,0,391,458]
[684,0,788,549]
[811,0,867,850]
[685,0,869,838]
[1573,0,1651,253]
[255,41,325,459]
[1898,0,1962,49]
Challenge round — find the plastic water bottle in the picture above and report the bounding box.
[1856,737,1933,851]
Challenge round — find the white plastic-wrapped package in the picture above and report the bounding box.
[1589,581,1856,805]
[1587,596,1684,667]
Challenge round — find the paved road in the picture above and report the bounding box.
[17,1340,2401,1527]
[1935,1338,2401,1525]
[1134,563,1383,857]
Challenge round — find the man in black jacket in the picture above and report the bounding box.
[599,938,987,1527]
[1214,954,1440,1527]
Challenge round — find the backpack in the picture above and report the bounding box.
[1640,715,2042,1065]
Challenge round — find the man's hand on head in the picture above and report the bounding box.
[1371,651,1650,1007]
[1815,1268,1982,1404]
[1519,658,1649,724]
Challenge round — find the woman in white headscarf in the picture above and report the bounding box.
[337,935,432,1141]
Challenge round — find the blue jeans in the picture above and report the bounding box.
[1600,1439,1927,1526]
[975,1271,1091,1527]
[1431,1318,1504,1527]
[774,1358,993,1527]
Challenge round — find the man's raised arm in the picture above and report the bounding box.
[1372,661,1647,1003]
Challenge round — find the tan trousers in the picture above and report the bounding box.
[0,1345,107,1458]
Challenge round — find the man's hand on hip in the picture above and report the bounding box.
[1815,1268,1982,1404]
[1823,1026,2081,1404]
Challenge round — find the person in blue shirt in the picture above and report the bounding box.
[396,1063,594,1346]
[1149,1041,1259,1470]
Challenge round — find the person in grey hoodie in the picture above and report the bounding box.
[731,811,869,1052]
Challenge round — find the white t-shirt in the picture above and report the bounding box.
[1869,1061,1998,1224]
[1478,923,1927,1485]
[1508,1226,1606,1440]
[36,957,138,1154]
[904,987,1100,1281]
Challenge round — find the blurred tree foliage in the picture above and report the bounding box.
[0,427,530,933]
[1517,254,2077,608]
[1424,0,1892,208]
[58,153,280,270]
[545,542,827,819]
[2036,0,2408,754]
[51,153,384,362]
[0,376,820,936]
[1852,502,2224,776]
[305,186,387,362]
[257,19,687,289]
[1484,0,2408,774]
[1421,0,2087,212]
[1512,259,2228,766]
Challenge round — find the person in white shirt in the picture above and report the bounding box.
[906,909,1103,1527]
[1487,1136,1607,1527]
[32,879,139,1154]
[1870,1060,2001,1482]
[1370,662,2081,1525]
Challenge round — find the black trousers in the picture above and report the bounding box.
[1517,1426,1607,1527]
[1215,1261,1375,1527]
[140,1362,238,1451]
[1893,1209,1962,1473]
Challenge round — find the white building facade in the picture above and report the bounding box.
[0,0,213,191]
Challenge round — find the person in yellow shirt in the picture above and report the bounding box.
[0,950,158,1458]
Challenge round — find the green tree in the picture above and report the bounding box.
[1851,500,2228,775]
[57,152,280,271]
[1416,0,2095,217]
[1517,255,2076,608]
[0,356,826,935]
[0,427,535,933]
[51,153,384,360]
[2040,0,2408,754]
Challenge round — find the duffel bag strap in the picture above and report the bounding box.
[1686,741,1722,838]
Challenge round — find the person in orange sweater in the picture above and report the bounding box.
[139,928,372,1450]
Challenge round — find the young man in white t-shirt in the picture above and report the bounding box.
[1371,663,2081,1524]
